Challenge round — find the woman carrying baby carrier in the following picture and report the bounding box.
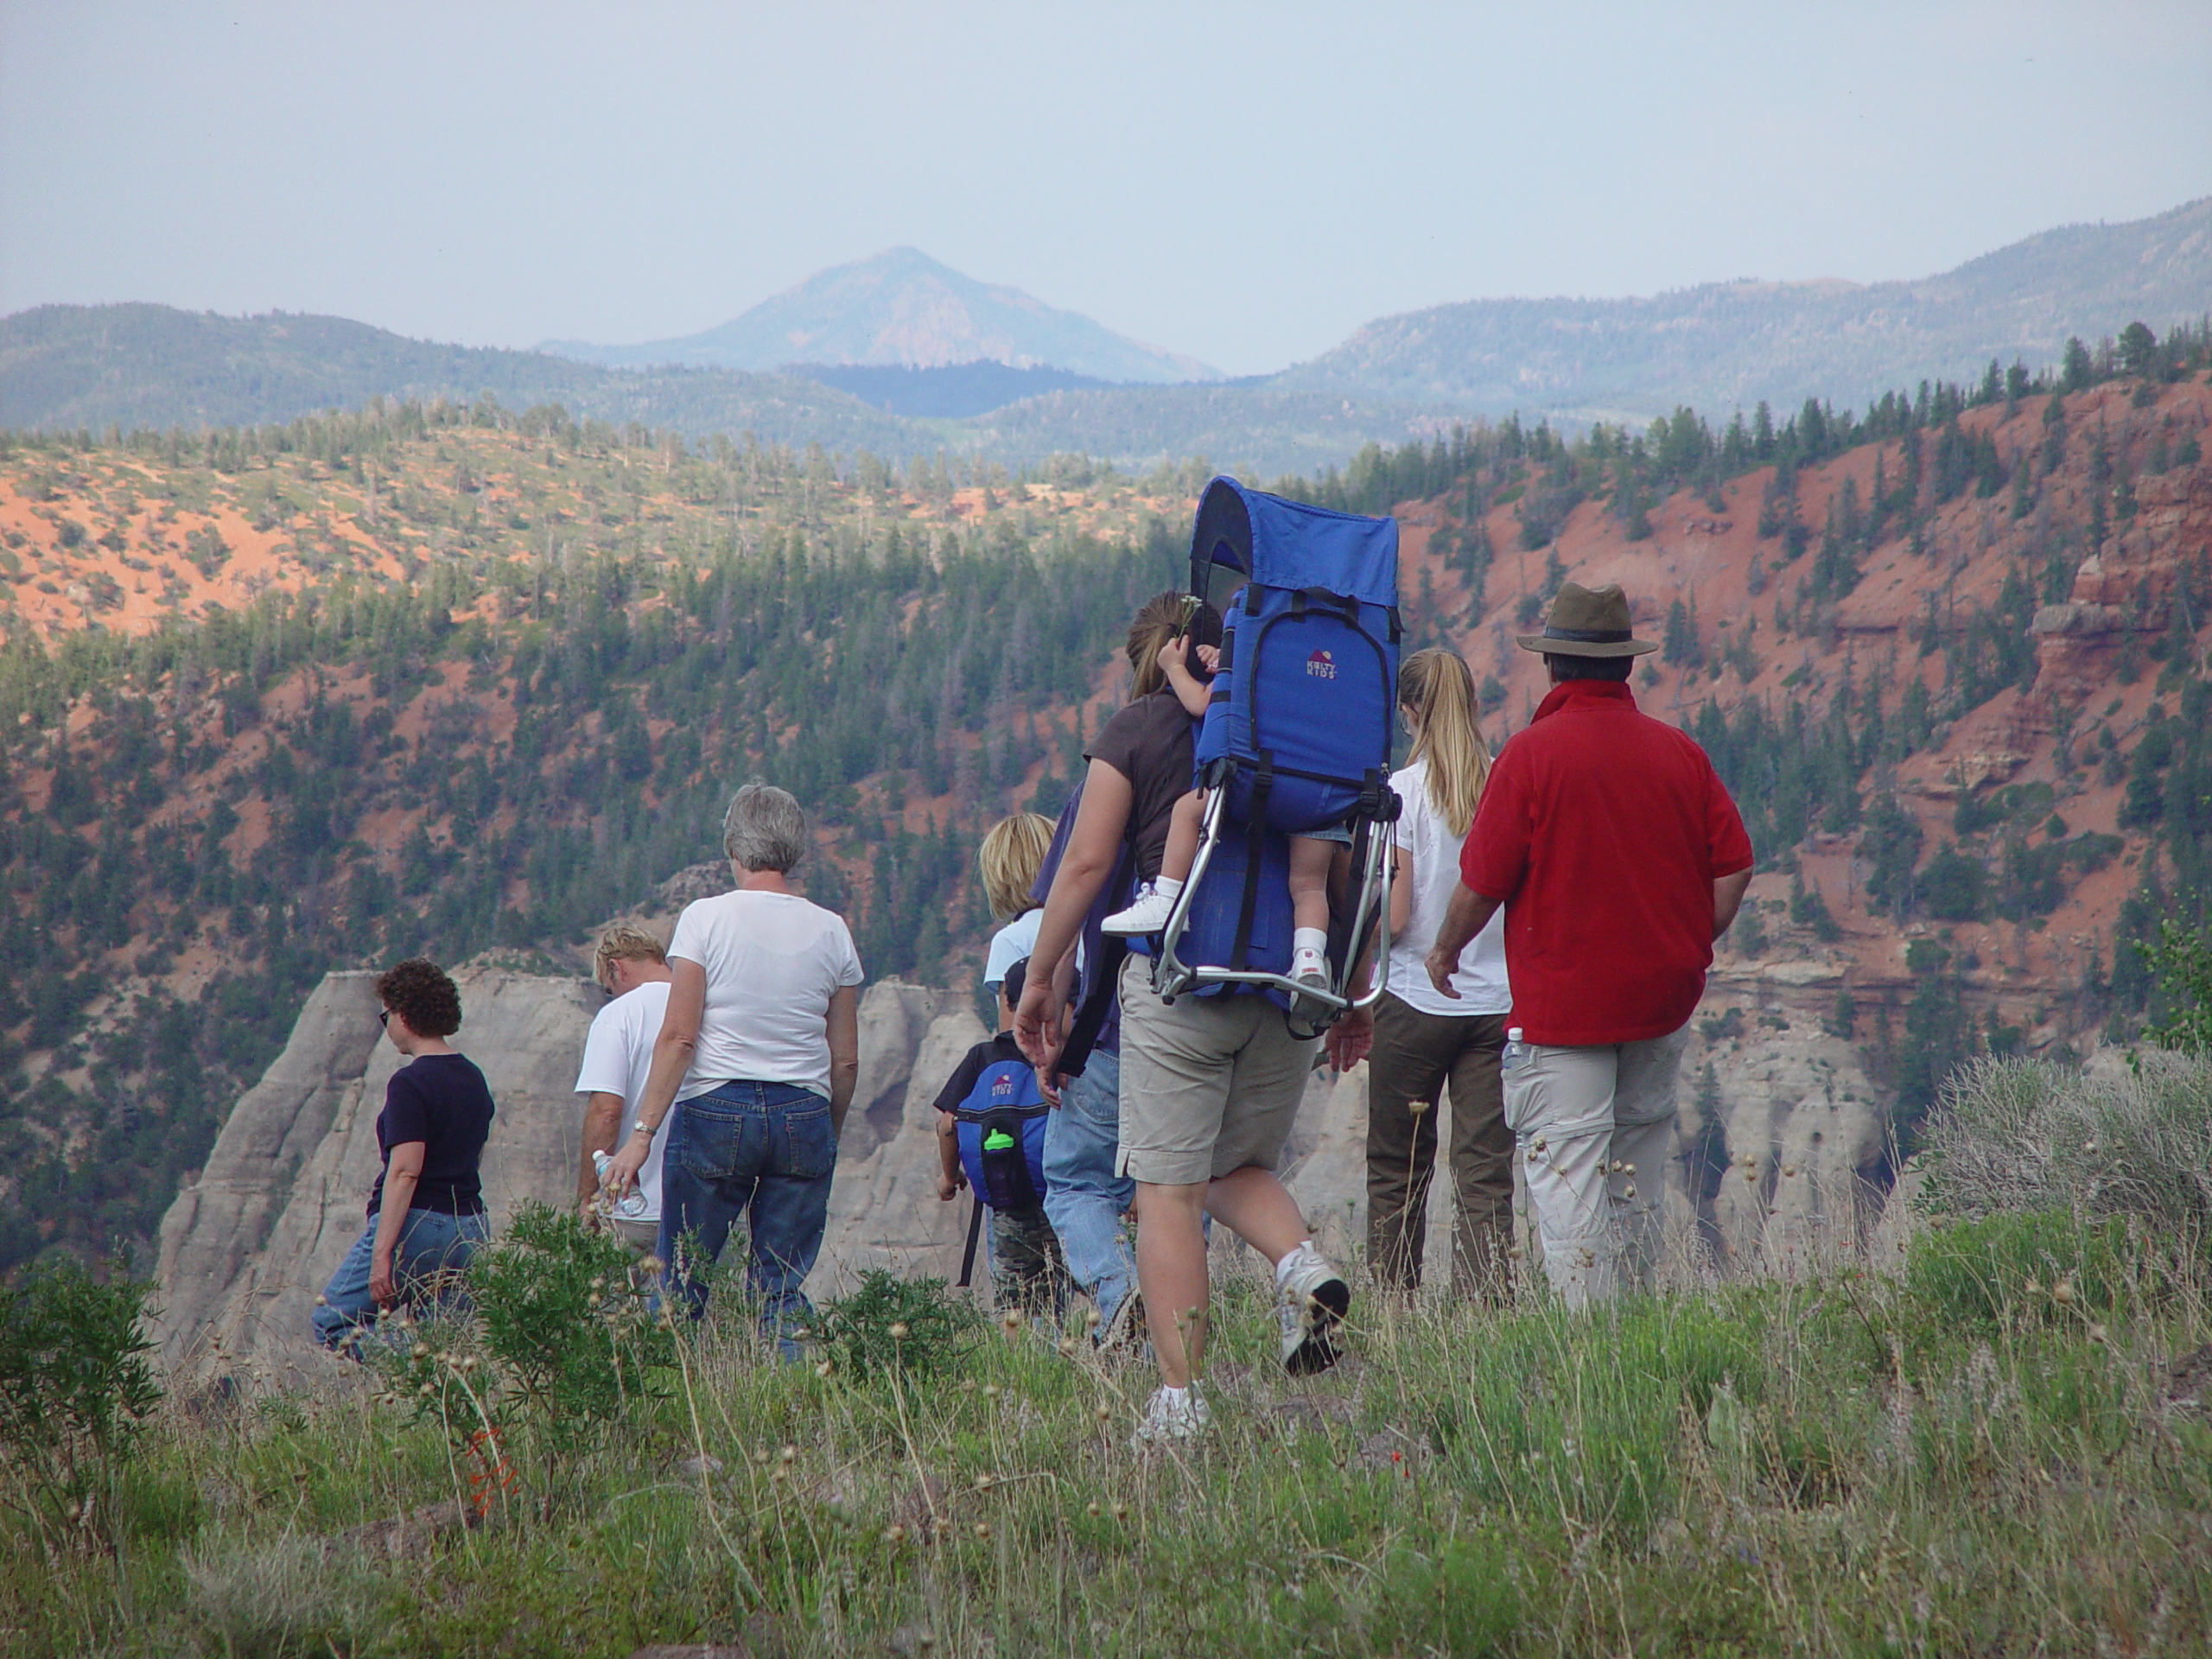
[1015,592,1351,1446]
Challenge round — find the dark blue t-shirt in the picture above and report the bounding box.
[368,1052,495,1219]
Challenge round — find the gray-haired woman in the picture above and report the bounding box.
[602,784,862,1351]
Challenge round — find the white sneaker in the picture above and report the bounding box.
[1288,963,1333,1027]
[1129,1384,1211,1447]
[1102,883,1178,936]
[1277,1251,1351,1376]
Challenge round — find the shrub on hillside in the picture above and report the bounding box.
[810,1269,980,1382]
[1919,1054,2212,1250]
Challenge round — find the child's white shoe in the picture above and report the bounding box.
[1102,882,1179,936]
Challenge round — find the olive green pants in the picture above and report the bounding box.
[1364,993,1514,1302]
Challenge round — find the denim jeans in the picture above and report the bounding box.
[656,1079,836,1346]
[1041,1049,1135,1328]
[311,1206,490,1356]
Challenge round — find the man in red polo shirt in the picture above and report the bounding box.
[1423,582,1752,1307]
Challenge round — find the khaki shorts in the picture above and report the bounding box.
[1116,955,1318,1185]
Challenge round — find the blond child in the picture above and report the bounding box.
[1100,632,1338,997]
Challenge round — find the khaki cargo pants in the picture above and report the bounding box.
[1503,1024,1690,1308]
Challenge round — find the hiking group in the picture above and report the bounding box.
[313,477,1751,1449]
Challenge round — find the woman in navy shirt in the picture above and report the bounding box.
[312,958,495,1354]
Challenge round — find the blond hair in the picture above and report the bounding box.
[978,813,1054,920]
[1399,647,1489,837]
[594,923,667,989]
[1124,592,1222,700]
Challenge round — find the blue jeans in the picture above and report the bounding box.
[311,1206,489,1356]
[657,1080,836,1345]
[1042,1049,1135,1328]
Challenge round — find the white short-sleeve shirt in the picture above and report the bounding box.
[1387,757,1511,1017]
[665,890,864,1101]
[984,908,1042,991]
[574,978,673,1223]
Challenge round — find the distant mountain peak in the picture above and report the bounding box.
[543,249,1219,385]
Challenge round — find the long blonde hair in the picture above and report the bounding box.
[1125,591,1222,699]
[1399,647,1489,837]
[978,812,1055,919]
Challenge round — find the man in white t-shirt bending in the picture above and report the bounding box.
[575,924,676,1251]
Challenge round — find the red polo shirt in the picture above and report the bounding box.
[1460,678,1752,1046]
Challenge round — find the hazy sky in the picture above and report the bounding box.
[3,2,2209,376]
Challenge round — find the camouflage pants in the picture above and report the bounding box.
[988,1203,1071,1319]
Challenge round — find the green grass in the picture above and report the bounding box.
[6,1223,2211,1658]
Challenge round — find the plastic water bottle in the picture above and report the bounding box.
[1502,1027,1524,1075]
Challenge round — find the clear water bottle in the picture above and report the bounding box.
[1502,1026,1525,1074]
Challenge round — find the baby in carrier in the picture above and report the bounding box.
[1101,621,1338,997]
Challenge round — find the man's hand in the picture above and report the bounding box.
[1014,975,1061,1070]
[369,1252,397,1308]
[603,1134,649,1199]
[1423,944,1465,998]
[935,1170,965,1202]
[1325,1005,1373,1071]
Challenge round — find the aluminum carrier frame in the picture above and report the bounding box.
[1151,477,1402,1029]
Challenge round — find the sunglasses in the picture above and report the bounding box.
[378,1008,392,1028]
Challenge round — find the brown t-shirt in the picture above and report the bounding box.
[1086,691,1196,880]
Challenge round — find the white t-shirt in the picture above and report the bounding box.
[574,979,673,1222]
[1387,756,1511,1017]
[666,890,864,1101]
[984,908,1042,990]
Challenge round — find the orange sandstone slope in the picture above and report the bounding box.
[1393,378,2212,1053]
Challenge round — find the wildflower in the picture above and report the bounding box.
[887,1322,911,1341]
[639,1255,666,1275]
[1408,1097,1432,1116]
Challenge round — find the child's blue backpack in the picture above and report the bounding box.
[952,1053,1049,1210]
[1153,478,1401,1012]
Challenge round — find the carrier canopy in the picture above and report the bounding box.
[1189,476,1400,613]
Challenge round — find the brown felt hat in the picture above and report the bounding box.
[1515,582,1658,658]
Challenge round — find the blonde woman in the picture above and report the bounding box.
[978,813,1054,999]
[1362,648,1513,1301]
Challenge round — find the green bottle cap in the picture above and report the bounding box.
[983,1128,1016,1151]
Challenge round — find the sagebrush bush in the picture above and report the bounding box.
[0,1255,161,1547]
[1904,1210,2136,1332]
[464,1200,671,1430]
[811,1269,980,1380]
[1919,1052,2212,1249]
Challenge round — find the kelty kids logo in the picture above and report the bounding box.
[1305,648,1338,679]
[991,1072,1016,1096]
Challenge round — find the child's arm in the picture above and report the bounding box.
[1158,635,1211,720]
[935,1112,965,1201]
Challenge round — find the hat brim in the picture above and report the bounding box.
[1516,634,1658,657]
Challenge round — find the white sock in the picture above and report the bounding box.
[1274,1240,1319,1287]
[1154,875,1185,900]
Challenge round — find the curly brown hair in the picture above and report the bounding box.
[376,957,462,1038]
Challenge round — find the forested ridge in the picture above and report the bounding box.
[3,320,2210,1274]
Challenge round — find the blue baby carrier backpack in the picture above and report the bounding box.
[1151,477,1402,1028]
[952,1052,1049,1211]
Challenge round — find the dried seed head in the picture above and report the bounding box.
[1609,1160,1624,1173]
[1407,1097,1432,1116]
[2088,1322,2109,1344]
[1094,1405,1112,1423]
[816,1360,836,1379]
[1001,1309,1023,1332]
[975,1473,995,1492]
[887,1322,911,1340]
[314,1294,328,1306]
[639,1255,665,1275]
[1086,1500,1103,1516]
[588,1275,606,1291]
[983,1384,1002,1400]
[2024,1278,2044,1297]
[1624,1183,1638,1200]
[1624,1163,1636,1176]
[2083,1140,2099,1155]
[1111,1502,1128,1521]
[1532,1135,1548,1153]
[885,1523,907,1544]
[1084,1307,1103,1328]
[779,1445,798,1465]
[1783,1165,1798,1178]
[972,1521,991,1540]
[587,1292,602,1307]
[411,1344,430,1361]
[2052,1279,2076,1306]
